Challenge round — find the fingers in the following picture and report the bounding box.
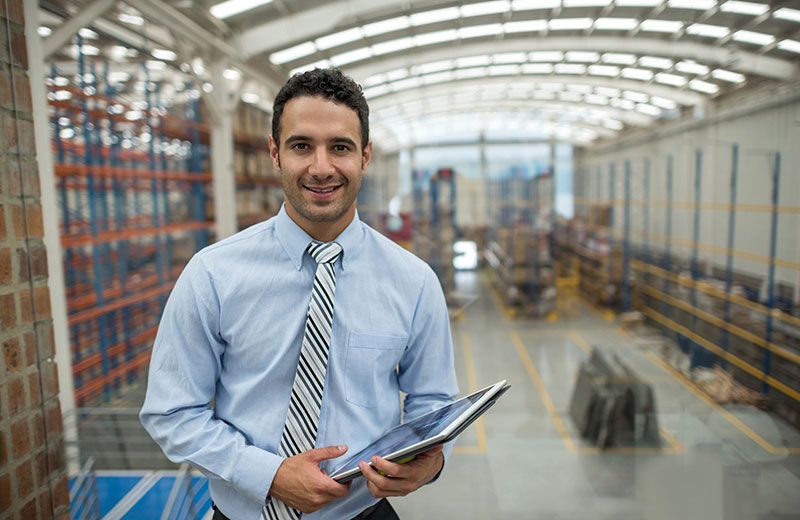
[359,461,413,498]
[307,444,348,462]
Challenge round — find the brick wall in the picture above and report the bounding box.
[0,2,70,519]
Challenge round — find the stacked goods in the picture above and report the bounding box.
[413,217,456,297]
[486,225,555,317]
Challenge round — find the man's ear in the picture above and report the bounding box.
[268,135,280,170]
[361,141,373,174]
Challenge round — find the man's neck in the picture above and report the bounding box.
[285,206,355,243]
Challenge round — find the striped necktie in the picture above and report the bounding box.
[263,241,343,520]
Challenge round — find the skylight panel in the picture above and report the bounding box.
[732,30,774,46]
[604,119,624,130]
[585,94,610,105]
[386,68,409,81]
[489,65,521,76]
[720,1,769,16]
[363,85,391,99]
[423,71,455,85]
[511,0,560,10]
[559,91,583,102]
[416,60,454,74]
[152,49,177,61]
[533,91,556,100]
[414,29,458,46]
[655,72,687,86]
[566,51,600,62]
[410,7,460,26]
[455,67,487,79]
[602,53,637,65]
[594,18,639,30]
[622,68,654,80]
[689,79,719,94]
[457,55,492,67]
[289,60,329,76]
[494,52,528,64]
[778,39,800,54]
[371,37,414,55]
[364,74,387,87]
[549,18,593,30]
[639,56,673,69]
[615,0,661,5]
[563,0,611,6]
[668,0,714,9]
[555,63,587,74]
[461,1,510,17]
[589,65,620,76]
[676,60,709,75]
[315,28,364,50]
[503,20,548,32]
[711,69,746,83]
[567,84,592,93]
[774,8,800,22]
[362,17,411,37]
[639,19,684,33]
[538,82,563,91]
[530,51,564,61]
[330,47,372,67]
[623,90,649,103]
[522,63,554,74]
[210,0,273,19]
[637,103,661,116]
[611,98,636,110]
[686,23,729,38]
[459,24,503,39]
[270,42,316,65]
[392,77,423,91]
[650,96,678,110]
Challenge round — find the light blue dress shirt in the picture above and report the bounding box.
[140,205,459,519]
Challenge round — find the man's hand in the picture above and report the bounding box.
[358,445,444,498]
[269,445,352,514]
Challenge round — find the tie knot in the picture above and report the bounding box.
[308,241,342,264]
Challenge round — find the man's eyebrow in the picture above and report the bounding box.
[330,137,357,147]
[284,135,311,145]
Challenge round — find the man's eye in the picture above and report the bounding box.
[292,143,309,150]
[334,145,349,152]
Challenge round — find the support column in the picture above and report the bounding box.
[209,60,238,240]
[23,0,79,474]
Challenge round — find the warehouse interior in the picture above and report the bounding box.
[2,0,800,518]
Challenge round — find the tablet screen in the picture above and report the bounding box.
[330,385,494,479]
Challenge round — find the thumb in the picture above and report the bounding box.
[307,444,348,462]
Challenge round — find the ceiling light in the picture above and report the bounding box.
[410,7,460,26]
[289,60,330,76]
[585,94,610,105]
[594,18,638,30]
[125,110,144,121]
[530,51,563,61]
[316,28,364,50]
[210,0,273,19]
[108,72,130,83]
[511,0,560,10]
[567,84,592,93]
[270,42,316,65]
[118,13,145,25]
[79,28,98,39]
[549,18,593,30]
[423,71,454,85]
[668,0,714,9]
[720,1,769,16]
[604,119,624,130]
[615,0,661,5]
[456,68,487,79]
[623,90,649,103]
[712,69,746,83]
[555,63,587,74]
[602,53,637,65]
[364,85,391,99]
[416,60,454,74]
[330,47,372,66]
[611,98,636,110]
[622,68,654,80]
[522,63,554,74]
[241,92,260,104]
[461,1,510,17]
[650,96,678,110]
[146,60,166,70]
[566,51,599,62]
[778,39,800,54]
[639,19,684,33]
[676,60,709,75]
[392,77,423,91]
[655,72,687,86]
[563,0,611,5]
[459,24,502,39]
[503,20,547,32]
[588,65,619,76]
[494,52,528,64]
[152,49,177,61]
[38,26,52,37]
[362,16,410,37]
[223,68,241,80]
[595,86,620,97]
[732,30,774,46]
[639,56,673,69]
[457,55,492,67]
[636,103,661,116]
[414,29,458,46]
[53,90,72,101]
[689,79,719,94]
[386,68,409,81]
[371,37,414,55]
[559,91,583,102]
[686,23,729,38]
[489,65,521,76]
[774,8,800,22]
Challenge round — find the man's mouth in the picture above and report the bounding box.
[305,185,340,194]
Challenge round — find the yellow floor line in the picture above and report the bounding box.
[453,332,488,455]
[510,330,576,453]
[569,330,593,355]
[658,426,685,453]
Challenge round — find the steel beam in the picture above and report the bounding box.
[42,0,117,59]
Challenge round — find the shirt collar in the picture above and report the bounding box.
[275,203,363,271]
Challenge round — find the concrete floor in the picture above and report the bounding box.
[391,271,800,520]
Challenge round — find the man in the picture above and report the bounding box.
[140,68,458,519]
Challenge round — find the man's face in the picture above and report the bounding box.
[269,96,371,235]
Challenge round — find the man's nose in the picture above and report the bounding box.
[309,148,335,176]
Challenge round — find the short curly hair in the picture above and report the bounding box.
[272,68,369,150]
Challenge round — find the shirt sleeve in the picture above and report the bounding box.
[398,265,460,468]
[140,255,283,504]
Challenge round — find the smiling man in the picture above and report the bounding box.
[141,69,458,520]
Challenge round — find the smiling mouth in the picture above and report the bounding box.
[305,185,341,194]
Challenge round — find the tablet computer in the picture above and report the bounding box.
[330,379,511,483]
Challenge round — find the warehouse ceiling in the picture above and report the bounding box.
[38,0,800,150]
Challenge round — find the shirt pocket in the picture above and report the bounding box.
[345,332,407,408]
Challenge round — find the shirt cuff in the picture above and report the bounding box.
[232,445,284,504]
